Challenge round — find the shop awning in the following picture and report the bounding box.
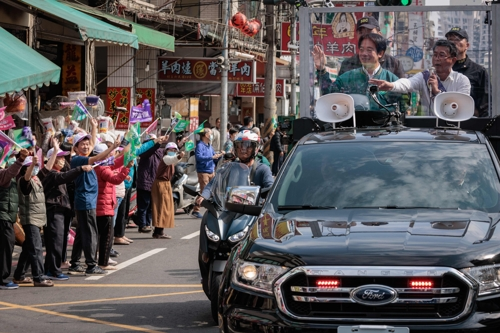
[19,0,139,48]
[64,2,175,52]
[0,27,61,97]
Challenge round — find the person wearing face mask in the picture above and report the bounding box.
[192,128,223,218]
[135,134,170,233]
[151,142,185,239]
[13,155,54,287]
[38,138,93,281]
[93,143,132,270]
[0,148,29,290]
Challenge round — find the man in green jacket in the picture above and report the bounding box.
[0,148,29,290]
[313,33,404,111]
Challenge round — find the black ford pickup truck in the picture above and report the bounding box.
[218,123,500,333]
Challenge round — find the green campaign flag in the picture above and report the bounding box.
[173,119,189,133]
[12,127,33,148]
[72,100,90,121]
[124,122,142,165]
[271,117,277,129]
[185,140,195,152]
[174,112,182,120]
[193,120,207,134]
[125,122,141,146]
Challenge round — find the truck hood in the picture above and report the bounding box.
[245,209,500,268]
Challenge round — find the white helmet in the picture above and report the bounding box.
[235,130,259,143]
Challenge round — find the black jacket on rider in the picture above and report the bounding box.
[200,162,274,199]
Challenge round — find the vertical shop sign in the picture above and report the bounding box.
[135,88,156,128]
[189,98,199,133]
[62,44,82,96]
[106,87,131,130]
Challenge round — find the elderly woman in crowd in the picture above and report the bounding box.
[151,142,185,239]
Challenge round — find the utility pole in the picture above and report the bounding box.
[220,0,230,144]
[263,4,277,163]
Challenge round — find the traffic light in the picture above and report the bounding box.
[375,0,412,5]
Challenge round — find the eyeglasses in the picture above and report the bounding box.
[432,53,451,60]
[235,141,256,149]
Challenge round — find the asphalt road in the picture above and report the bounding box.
[0,210,219,333]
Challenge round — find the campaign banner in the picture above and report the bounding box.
[0,115,16,131]
[135,88,155,128]
[157,57,256,83]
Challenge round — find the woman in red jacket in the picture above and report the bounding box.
[93,144,132,270]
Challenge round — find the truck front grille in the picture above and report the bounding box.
[274,266,475,323]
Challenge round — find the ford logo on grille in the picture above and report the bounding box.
[351,284,397,306]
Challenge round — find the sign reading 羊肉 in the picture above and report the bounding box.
[157,58,256,83]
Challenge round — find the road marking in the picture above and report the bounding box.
[181,230,199,239]
[85,248,166,281]
[0,290,203,311]
[0,300,166,333]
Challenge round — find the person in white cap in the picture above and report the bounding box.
[0,148,30,290]
[38,137,92,281]
[93,143,132,269]
[13,155,53,287]
[68,118,121,276]
[151,142,185,239]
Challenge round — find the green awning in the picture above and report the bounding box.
[65,2,175,52]
[0,27,61,97]
[19,0,138,48]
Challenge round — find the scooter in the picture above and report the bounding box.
[184,162,258,323]
[172,153,199,214]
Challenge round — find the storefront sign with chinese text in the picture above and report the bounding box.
[281,2,364,57]
[106,87,131,130]
[62,44,82,96]
[157,57,256,83]
[236,79,285,98]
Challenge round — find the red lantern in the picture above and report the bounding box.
[241,22,257,37]
[231,12,247,29]
[249,18,262,33]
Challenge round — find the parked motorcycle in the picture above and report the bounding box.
[184,162,259,323]
[171,153,199,214]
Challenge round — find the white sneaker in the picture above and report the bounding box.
[108,258,118,266]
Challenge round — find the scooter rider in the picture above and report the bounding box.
[195,130,274,205]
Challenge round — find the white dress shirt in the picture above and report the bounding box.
[391,70,471,116]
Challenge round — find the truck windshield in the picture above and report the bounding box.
[271,142,500,213]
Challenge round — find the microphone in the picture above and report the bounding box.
[428,67,435,92]
[368,85,392,113]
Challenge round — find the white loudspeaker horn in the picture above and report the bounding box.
[434,92,474,122]
[315,93,355,126]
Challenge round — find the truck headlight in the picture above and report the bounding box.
[205,225,220,242]
[461,264,500,296]
[232,259,289,295]
[228,226,249,243]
